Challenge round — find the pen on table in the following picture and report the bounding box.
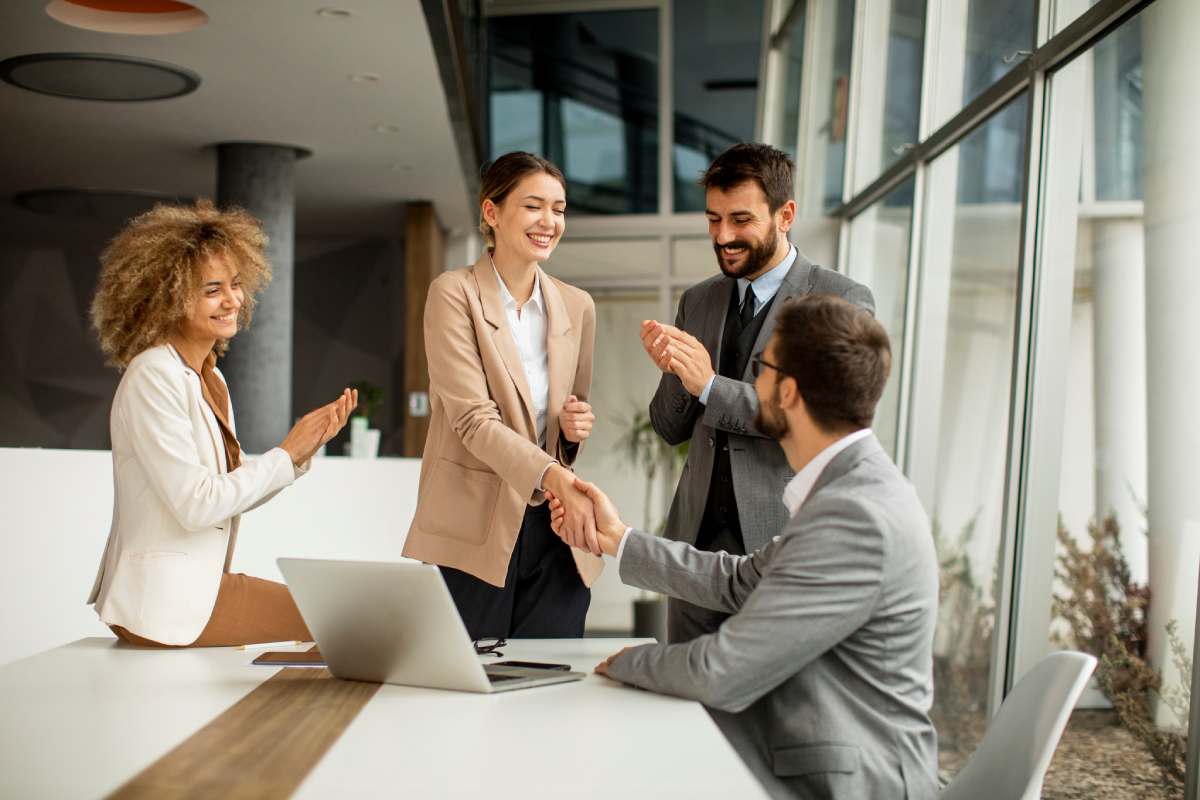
[238,640,304,651]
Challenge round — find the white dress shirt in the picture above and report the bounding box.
[699,245,798,404]
[493,262,550,446]
[614,428,873,564]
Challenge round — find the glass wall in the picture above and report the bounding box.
[489,10,660,213]
[845,177,914,457]
[916,95,1028,773]
[1041,8,1194,791]
[762,0,1199,792]
[673,0,765,212]
[850,0,926,191]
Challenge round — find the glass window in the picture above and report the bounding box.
[772,5,805,160]
[489,11,659,214]
[672,0,765,212]
[845,177,914,457]
[929,0,1034,129]
[850,0,926,191]
[910,95,1029,776]
[1041,9,1194,793]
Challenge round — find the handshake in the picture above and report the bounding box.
[544,477,627,558]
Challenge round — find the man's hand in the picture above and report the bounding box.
[652,324,715,397]
[542,465,600,555]
[596,646,631,676]
[639,320,674,372]
[547,478,626,557]
[559,394,595,444]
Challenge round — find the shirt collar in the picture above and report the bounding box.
[738,244,796,308]
[782,428,873,517]
[491,256,544,315]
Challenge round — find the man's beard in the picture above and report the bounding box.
[714,226,779,279]
[753,383,790,441]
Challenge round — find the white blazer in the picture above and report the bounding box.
[88,344,305,645]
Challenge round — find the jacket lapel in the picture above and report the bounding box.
[702,277,735,370]
[743,254,814,381]
[540,267,576,446]
[472,257,536,434]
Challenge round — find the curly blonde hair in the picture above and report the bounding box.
[91,199,271,368]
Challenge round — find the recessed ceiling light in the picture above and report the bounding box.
[0,52,200,102]
[348,73,381,83]
[372,124,401,134]
[45,0,209,36]
[316,7,353,19]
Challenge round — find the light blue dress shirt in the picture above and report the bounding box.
[698,245,798,404]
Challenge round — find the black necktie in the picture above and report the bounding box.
[738,285,755,330]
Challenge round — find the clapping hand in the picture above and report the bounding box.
[639,320,715,397]
[279,388,358,466]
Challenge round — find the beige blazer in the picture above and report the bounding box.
[88,344,304,645]
[403,256,603,588]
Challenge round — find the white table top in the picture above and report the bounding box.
[0,637,767,799]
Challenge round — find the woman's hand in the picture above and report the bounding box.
[559,394,595,444]
[542,464,599,555]
[280,388,358,466]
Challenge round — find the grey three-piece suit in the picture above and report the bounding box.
[649,253,874,641]
[607,434,940,800]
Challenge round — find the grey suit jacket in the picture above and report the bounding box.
[650,254,874,552]
[608,435,939,800]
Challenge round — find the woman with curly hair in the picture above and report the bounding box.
[87,199,357,647]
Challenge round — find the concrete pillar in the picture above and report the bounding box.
[1090,217,1148,585]
[1142,0,1200,729]
[215,142,303,454]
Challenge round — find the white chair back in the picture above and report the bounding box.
[940,650,1097,800]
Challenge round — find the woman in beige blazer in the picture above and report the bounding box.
[87,200,356,647]
[403,152,603,639]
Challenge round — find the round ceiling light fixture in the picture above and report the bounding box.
[0,53,200,102]
[45,0,209,36]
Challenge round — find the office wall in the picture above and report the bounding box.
[0,235,405,452]
[1,447,633,667]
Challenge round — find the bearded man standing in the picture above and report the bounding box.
[641,143,874,642]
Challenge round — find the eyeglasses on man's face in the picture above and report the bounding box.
[750,353,789,380]
[473,637,507,657]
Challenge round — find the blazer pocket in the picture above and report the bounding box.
[772,743,861,777]
[417,458,502,545]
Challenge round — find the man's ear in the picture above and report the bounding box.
[777,375,801,410]
[775,199,797,234]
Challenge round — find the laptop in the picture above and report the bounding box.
[276,557,586,693]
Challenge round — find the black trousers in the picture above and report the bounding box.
[440,503,590,640]
[667,517,745,644]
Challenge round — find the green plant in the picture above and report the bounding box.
[350,380,383,425]
[616,409,688,533]
[1053,514,1187,788]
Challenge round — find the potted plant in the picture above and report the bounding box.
[348,380,383,458]
[617,409,688,641]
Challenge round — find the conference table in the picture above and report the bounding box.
[0,637,768,798]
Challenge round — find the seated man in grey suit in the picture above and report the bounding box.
[547,294,939,800]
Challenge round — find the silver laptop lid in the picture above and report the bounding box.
[277,558,492,692]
